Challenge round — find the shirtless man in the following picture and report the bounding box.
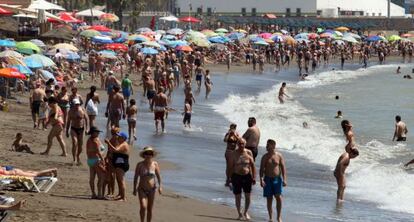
[144,76,156,109]
[106,85,125,128]
[278,82,289,104]
[105,71,120,96]
[30,82,46,128]
[393,115,408,142]
[260,139,287,222]
[243,117,261,161]
[333,148,359,202]
[151,87,168,133]
[66,98,89,165]
[227,138,256,221]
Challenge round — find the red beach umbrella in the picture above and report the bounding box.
[179,16,200,23]
[0,68,26,80]
[88,25,111,32]
[0,7,13,15]
[104,43,128,51]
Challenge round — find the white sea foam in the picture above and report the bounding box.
[213,65,414,215]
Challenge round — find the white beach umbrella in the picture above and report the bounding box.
[342,36,358,43]
[28,0,65,11]
[76,9,105,17]
[159,15,179,22]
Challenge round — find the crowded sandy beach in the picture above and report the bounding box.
[1,0,414,221]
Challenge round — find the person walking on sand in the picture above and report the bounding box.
[393,115,408,142]
[243,117,261,161]
[86,127,106,199]
[133,146,162,222]
[41,97,67,156]
[126,99,138,144]
[227,138,256,221]
[30,82,46,128]
[278,82,289,104]
[105,132,130,201]
[122,74,133,107]
[260,139,287,222]
[341,120,356,153]
[66,98,89,165]
[224,123,240,186]
[334,148,359,203]
[106,85,125,128]
[151,87,168,133]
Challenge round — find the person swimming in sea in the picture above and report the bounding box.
[335,111,343,119]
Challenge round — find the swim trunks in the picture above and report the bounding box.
[147,90,156,100]
[71,127,84,136]
[263,176,283,197]
[183,113,191,124]
[231,173,253,195]
[154,111,165,121]
[397,137,407,141]
[246,146,258,161]
[122,88,131,98]
[32,101,41,114]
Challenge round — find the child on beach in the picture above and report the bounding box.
[11,133,34,154]
[182,102,192,128]
[38,97,49,130]
[126,99,138,143]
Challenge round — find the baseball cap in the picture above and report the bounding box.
[116,132,128,140]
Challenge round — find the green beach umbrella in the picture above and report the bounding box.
[388,35,401,42]
[80,29,101,38]
[16,41,41,55]
[191,37,211,47]
[215,28,229,33]
[317,28,324,33]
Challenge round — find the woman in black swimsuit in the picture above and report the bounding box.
[105,132,130,201]
[223,123,240,186]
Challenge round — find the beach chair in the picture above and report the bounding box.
[0,175,58,193]
[0,196,15,222]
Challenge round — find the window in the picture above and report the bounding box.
[317,10,322,16]
[175,7,180,16]
[296,8,301,16]
[197,7,202,15]
[207,7,212,16]
[286,8,291,17]
[251,8,256,16]
[242,8,246,16]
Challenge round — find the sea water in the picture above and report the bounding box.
[98,62,414,221]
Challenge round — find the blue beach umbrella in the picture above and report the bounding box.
[162,35,176,40]
[65,53,80,61]
[141,47,158,55]
[167,40,188,48]
[39,69,56,82]
[23,57,42,69]
[227,32,244,40]
[294,33,309,39]
[0,39,16,47]
[92,36,113,44]
[367,35,381,42]
[208,36,226,44]
[11,65,33,75]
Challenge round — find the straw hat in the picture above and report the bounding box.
[139,146,157,158]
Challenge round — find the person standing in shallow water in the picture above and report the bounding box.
[278,82,289,104]
[242,117,261,161]
[224,123,240,186]
[260,139,287,222]
[393,115,408,142]
[341,120,355,153]
[334,148,359,203]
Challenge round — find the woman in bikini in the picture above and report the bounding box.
[133,146,162,222]
[86,127,106,199]
[126,99,138,144]
[105,132,130,201]
[41,97,67,156]
[57,86,70,126]
[104,127,119,197]
[341,120,356,153]
[0,166,57,177]
[223,123,240,186]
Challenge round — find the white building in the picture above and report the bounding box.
[174,0,407,17]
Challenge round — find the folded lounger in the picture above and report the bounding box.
[0,175,58,193]
[0,195,15,222]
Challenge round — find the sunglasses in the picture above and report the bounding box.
[143,152,153,156]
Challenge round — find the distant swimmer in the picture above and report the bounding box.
[335,111,343,119]
[278,82,289,104]
[335,95,339,100]
[259,139,287,222]
[396,66,401,74]
[302,122,309,129]
[393,115,408,142]
[341,120,355,153]
[333,148,359,203]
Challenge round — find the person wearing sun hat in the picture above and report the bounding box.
[133,146,162,222]
[105,131,130,201]
[86,126,105,199]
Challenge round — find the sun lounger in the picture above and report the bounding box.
[0,175,58,193]
[0,196,15,222]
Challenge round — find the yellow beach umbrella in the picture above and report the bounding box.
[336,27,349,32]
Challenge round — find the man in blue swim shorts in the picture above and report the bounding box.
[259,139,287,222]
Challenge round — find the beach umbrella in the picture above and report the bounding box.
[191,38,211,47]
[76,9,105,17]
[167,28,184,35]
[295,38,310,44]
[142,41,162,48]
[128,34,150,42]
[141,47,158,55]
[22,58,42,69]
[0,50,22,59]
[253,40,269,46]
[367,35,381,42]
[4,57,25,66]
[388,35,401,42]
[264,39,274,44]
[80,30,101,38]
[64,53,80,61]
[162,35,177,40]
[186,30,206,39]
[100,13,119,23]
[283,36,296,45]
[334,31,343,37]
[342,36,358,43]
[294,33,308,39]
[215,28,229,33]
[28,0,65,11]
[135,27,152,34]
[24,54,56,68]
[132,43,142,49]
[29,39,46,48]
[208,36,230,44]
[379,36,388,42]
[343,32,361,40]
[320,32,333,38]
[92,36,113,44]
[258,33,272,39]
[271,35,284,42]
[0,39,15,47]
[11,65,33,75]
[53,43,78,52]
[336,26,349,32]
[46,48,73,56]
[0,68,26,79]
[88,25,111,32]
[105,43,128,51]
[176,45,193,52]
[308,33,319,39]
[167,40,188,48]
[159,15,179,22]
[98,50,117,59]
[0,7,13,15]
[179,16,200,23]
[228,32,245,40]
[202,30,218,37]
[401,33,413,38]
[39,70,56,82]
[250,36,265,42]
[16,41,41,55]
[155,30,166,35]
[316,28,324,33]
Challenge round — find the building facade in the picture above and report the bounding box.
[317,0,406,17]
